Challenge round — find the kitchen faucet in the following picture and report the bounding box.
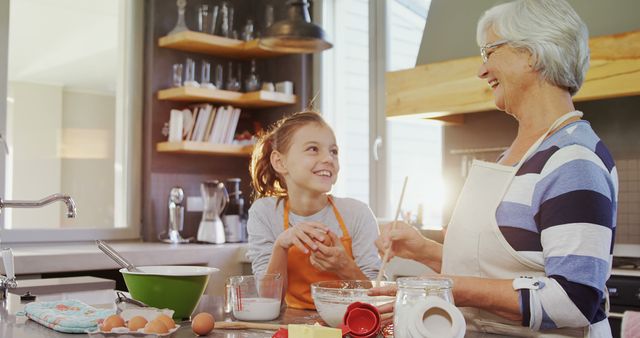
[0,193,77,299]
[0,249,16,300]
[0,193,77,218]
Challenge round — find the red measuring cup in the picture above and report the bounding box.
[340,302,381,338]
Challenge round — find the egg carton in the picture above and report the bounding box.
[86,324,180,338]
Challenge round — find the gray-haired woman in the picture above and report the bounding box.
[372,0,617,337]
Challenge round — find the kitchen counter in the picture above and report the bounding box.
[0,293,508,338]
[1,242,249,275]
[1,242,250,298]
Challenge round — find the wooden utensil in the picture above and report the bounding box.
[375,176,409,285]
[215,321,287,330]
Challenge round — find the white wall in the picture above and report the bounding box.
[60,89,115,228]
[7,82,62,228]
[6,83,115,229]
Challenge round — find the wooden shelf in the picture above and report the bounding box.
[156,141,254,157]
[158,31,292,59]
[386,30,640,121]
[158,87,297,108]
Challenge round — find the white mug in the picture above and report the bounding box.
[275,81,293,95]
[261,82,275,92]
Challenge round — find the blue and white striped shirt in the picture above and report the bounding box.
[496,120,617,330]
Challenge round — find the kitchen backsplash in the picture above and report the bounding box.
[615,158,640,244]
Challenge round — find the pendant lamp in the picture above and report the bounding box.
[259,0,333,53]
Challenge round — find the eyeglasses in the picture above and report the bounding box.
[480,39,509,63]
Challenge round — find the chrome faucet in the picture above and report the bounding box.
[0,193,77,218]
[0,194,77,299]
[0,249,16,300]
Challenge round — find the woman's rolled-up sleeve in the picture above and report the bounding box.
[521,144,616,330]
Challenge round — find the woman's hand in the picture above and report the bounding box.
[376,221,443,272]
[368,284,397,326]
[275,221,329,254]
[309,232,366,280]
[368,283,398,297]
[376,221,427,261]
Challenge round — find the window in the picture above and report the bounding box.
[386,0,443,229]
[318,0,370,204]
[319,0,442,228]
[0,0,143,242]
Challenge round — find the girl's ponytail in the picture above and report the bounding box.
[250,131,286,199]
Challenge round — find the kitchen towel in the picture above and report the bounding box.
[22,299,114,333]
[622,310,640,338]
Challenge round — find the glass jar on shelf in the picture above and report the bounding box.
[220,2,231,38]
[242,19,254,41]
[198,4,211,33]
[226,62,241,92]
[244,60,260,92]
[215,64,224,89]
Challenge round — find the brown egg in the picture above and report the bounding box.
[144,319,169,334]
[127,316,148,331]
[304,233,334,253]
[318,233,334,246]
[191,312,215,336]
[102,314,125,332]
[155,313,176,329]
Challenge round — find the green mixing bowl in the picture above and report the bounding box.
[120,266,219,320]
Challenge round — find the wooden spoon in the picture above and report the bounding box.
[215,321,287,330]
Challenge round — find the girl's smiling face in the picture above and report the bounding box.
[272,123,339,195]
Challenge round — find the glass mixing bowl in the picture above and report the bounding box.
[311,280,396,327]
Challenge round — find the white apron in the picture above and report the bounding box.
[441,111,599,337]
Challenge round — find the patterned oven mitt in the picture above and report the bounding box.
[23,299,115,333]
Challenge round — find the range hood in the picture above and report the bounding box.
[387,0,640,123]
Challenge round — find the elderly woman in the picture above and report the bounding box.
[374,0,617,337]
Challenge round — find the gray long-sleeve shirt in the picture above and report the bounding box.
[246,196,381,280]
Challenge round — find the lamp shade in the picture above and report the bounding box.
[259,0,333,53]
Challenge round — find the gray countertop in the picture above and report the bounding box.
[1,242,250,275]
[1,242,250,299]
[0,292,507,338]
[0,293,316,338]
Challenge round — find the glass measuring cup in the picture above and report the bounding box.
[226,274,282,321]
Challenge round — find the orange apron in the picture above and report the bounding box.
[283,196,355,309]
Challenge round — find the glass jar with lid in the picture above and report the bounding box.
[394,276,455,337]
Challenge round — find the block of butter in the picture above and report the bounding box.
[287,324,342,338]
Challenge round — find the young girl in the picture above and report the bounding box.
[246,111,381,309]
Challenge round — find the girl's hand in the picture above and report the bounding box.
[309,231,359,277]
[275,221,329,254]
[375,221,427,261]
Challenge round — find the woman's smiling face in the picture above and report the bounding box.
[477,30,537,113]
[278,123,340,194]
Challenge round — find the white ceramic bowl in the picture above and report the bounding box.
[311,280,395,327]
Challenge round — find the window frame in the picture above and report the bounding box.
[369,0,390,218]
